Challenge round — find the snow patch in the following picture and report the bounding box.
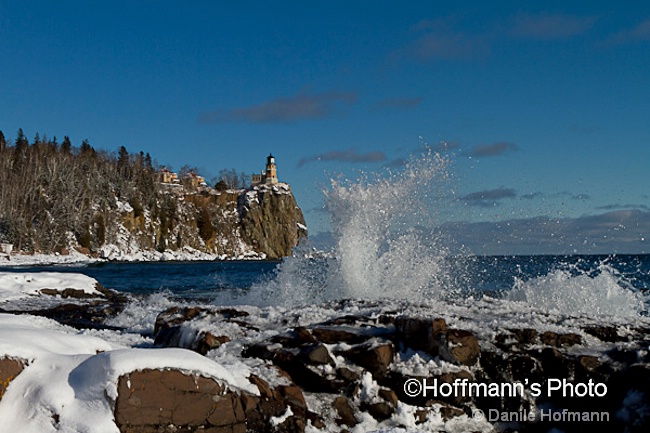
[0,272,102,303]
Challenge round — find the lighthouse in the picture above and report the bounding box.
[264,153,278,185]
[251,154,279,186]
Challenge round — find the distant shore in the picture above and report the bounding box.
[0,248,270,268]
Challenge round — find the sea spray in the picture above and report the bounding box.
[220,148,649,319]
[507,260,648,318]
[246,148,462,306]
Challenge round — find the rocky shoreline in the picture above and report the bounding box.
[0,284,648,432]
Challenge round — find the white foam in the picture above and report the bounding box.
[507,262,647,318]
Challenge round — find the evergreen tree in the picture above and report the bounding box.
[61,136,72,154]
[12,128,28,172]
[0,130,6,153]
[144,152,153,172]
[117,145,130,176]
[80,139,92,155]
[15,128,28,148]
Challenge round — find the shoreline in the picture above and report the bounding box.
[0,250,276,268]
[1,286,648,433]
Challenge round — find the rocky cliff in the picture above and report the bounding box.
[239,184,307,260]
[98,182,307,261]
[101,183,307,259]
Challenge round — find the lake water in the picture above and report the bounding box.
[4,255,648,313]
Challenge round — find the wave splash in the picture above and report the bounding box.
[232,149,647,319]
[507,260,648,318]
[248,149,459,306]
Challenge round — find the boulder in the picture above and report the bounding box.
[0,357,25,400]
[114,369,245,432]
[153,306,207,336]
[440,329,480,366]
[583,325,626,342]
[310,325,373,344]
[341,341,394,380]
[540,331,582,347]
[362,401,394,421]
[332,396,357,427]
[196,332,232,355]
[115,368,309,433]
[395,316,447,355]
[299,343,334,366]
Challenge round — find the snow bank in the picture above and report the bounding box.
[0,313,255,433]
[0,271,102,303]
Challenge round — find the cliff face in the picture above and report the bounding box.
[239,184,308,260]
[86,183,306,260]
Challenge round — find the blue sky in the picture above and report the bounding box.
[1,1,649,254]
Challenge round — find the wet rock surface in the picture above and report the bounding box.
[2,295,649,432]
[0,283,129,330]
[146,304,650,432]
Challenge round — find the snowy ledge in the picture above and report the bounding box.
[0,313,257,432]
[0,272,102,303]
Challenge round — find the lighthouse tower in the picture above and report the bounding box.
[265,153,278,184]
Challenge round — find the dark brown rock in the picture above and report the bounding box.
[540,331,559,346]
[342,342,394,380]
[243,342,281,361]
[294,326,316,344]
[378,388,399,406]
[153,306,206,336]
[337,367,360,382]
[332,396,357,427]
[436,370,474,405]
[321,314,373,326]
[395,316,447,356]
[310,326,372,344]
[537,347,572,379]
[442,329,480,366]
[578,355,601,372]
[197,332,231,355]
[279,384,308,415]
[216,308,250,319]
[583,325,625,342]
[206,393,246,428]
[438,403,465,421]
[540,331,582,347]
[509,354,543,383]
[558,333,582,347]
[114,368,308,433]
[114,368,246,432]
[40,287,98,299]
[362,401,394,421]
[307,411,326,429]
[299,343,334,366]
[414,408,429,424]
[0,357,25,400]
[248,375,287,419]
[3,302,125,331]
[272,350,344,393]
[510,328,538,345]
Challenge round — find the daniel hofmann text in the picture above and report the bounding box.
[487,408,609,422]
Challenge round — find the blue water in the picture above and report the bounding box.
[462,254,650,294]
[1,260,279,300]
[3,255,649,304]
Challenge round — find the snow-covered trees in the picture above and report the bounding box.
[0,129,160,253]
